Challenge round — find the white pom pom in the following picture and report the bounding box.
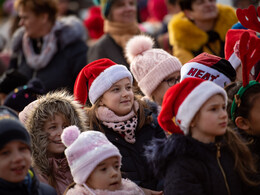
[125,35,154,62]
[61,125,80,147]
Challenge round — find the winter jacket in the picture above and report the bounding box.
[168,4,237,64]
[95,108,166,191]
[87,34,129,68]
[8,16,88,93]
[0,168,57,195]
[66,178,145,195]
[145,134,260,195]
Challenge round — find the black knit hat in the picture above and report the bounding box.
[0,106,31,150]
[4,78,45,112]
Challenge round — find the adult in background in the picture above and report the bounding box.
[168,0,237,64]
[87,0,140,69]
[0,0,87,101]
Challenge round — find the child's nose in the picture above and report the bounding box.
[12,150,23,163]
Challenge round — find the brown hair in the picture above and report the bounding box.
[14,0,58,24]
[85,94,152,133]
[224,128,259,186]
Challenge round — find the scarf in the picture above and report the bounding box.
[23,22,59,70]
[96,101,139,144]
[104,20,140,49]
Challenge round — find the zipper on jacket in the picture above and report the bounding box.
[216,143,231,195]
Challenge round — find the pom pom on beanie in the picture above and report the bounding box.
[61,126,81,147]
[125,35,154,62]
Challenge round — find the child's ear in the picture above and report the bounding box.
[235,116,250,131]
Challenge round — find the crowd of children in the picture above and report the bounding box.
[1,1,260,195]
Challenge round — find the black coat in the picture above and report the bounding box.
[145,134,260,195]
[8,16,87,94]
[0,168,57,195]
[97,112,166,191]
[87,34,129,69]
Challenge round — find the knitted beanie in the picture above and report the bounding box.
[125,35,182,97]
[74,58,133,105]
[61,126,121,185]
[92,0,115,18]
[225,29,257,70]
[4,78,45,112]
[181,52,236,88]
[0,106,31,149]
[158,77,227,135]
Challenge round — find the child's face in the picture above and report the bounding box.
[0,141,31,183]
[44,113,69,157]
[190,94,227,143]
[247,93,260,135]
[100,78,134,116]
[86,156,122,191]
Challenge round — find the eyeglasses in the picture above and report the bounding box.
[162,76,180,87]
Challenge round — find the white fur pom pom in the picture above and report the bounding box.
[61,125,80,147]
[125,35,154,62]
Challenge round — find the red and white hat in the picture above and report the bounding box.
[158,77,227,135]
[181,52,236,88]
[74,58,133,105]
[225,29,257,70]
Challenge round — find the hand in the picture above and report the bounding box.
[141,187,163,195]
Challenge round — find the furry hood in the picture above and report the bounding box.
[168,4,237,51]
[11,16,87,52]
[25,90,87,175]
[66,179,145,195]
[145,134,225,177]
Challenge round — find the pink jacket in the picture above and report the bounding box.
[66,179,145,195]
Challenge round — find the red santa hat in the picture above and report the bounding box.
[158,77,227,135]
[74,58,133,105]
[225,29,257,70]
[181,52,236,88]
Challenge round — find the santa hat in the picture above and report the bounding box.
[225,29,257,70]
[181,52,236,88]
[126,35,181,97]
[61,126,121,185]
[158,77,227,135]
[74,58,133,105]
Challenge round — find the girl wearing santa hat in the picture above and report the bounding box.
[145,77,260,195]
[74,58,165,195]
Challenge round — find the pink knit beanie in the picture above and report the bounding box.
[61,126,121,185]
[125,35,182,97]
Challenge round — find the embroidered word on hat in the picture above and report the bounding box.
[187,68,220,81]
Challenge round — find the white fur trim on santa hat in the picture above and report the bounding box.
[228,52,241,70]
[176,81,227,134]
[181,62,231,88]
[89,65,133,104]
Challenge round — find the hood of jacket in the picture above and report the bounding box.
[168,4,237,51]
[11,16,87,52]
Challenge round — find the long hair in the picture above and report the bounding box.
[85,94,152,133]
[224,127,259,186]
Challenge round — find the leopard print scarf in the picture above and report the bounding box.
[96,101,139,144]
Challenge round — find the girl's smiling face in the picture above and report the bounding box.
[44,113,69,157]
[0,141,31,183]
[100,78,134,116]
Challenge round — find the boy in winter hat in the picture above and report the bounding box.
[180,52,236,88]
[125,34,182,105]
[62,125,145,195]
[0,106,57,195]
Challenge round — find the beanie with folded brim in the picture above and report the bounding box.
[158,77,227,135]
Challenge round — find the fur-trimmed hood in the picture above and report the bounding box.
[25,90,87,176]
[145,134,226,177]
[168,4,237,51]
[11,16,87,52]
[66,179,145,195]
